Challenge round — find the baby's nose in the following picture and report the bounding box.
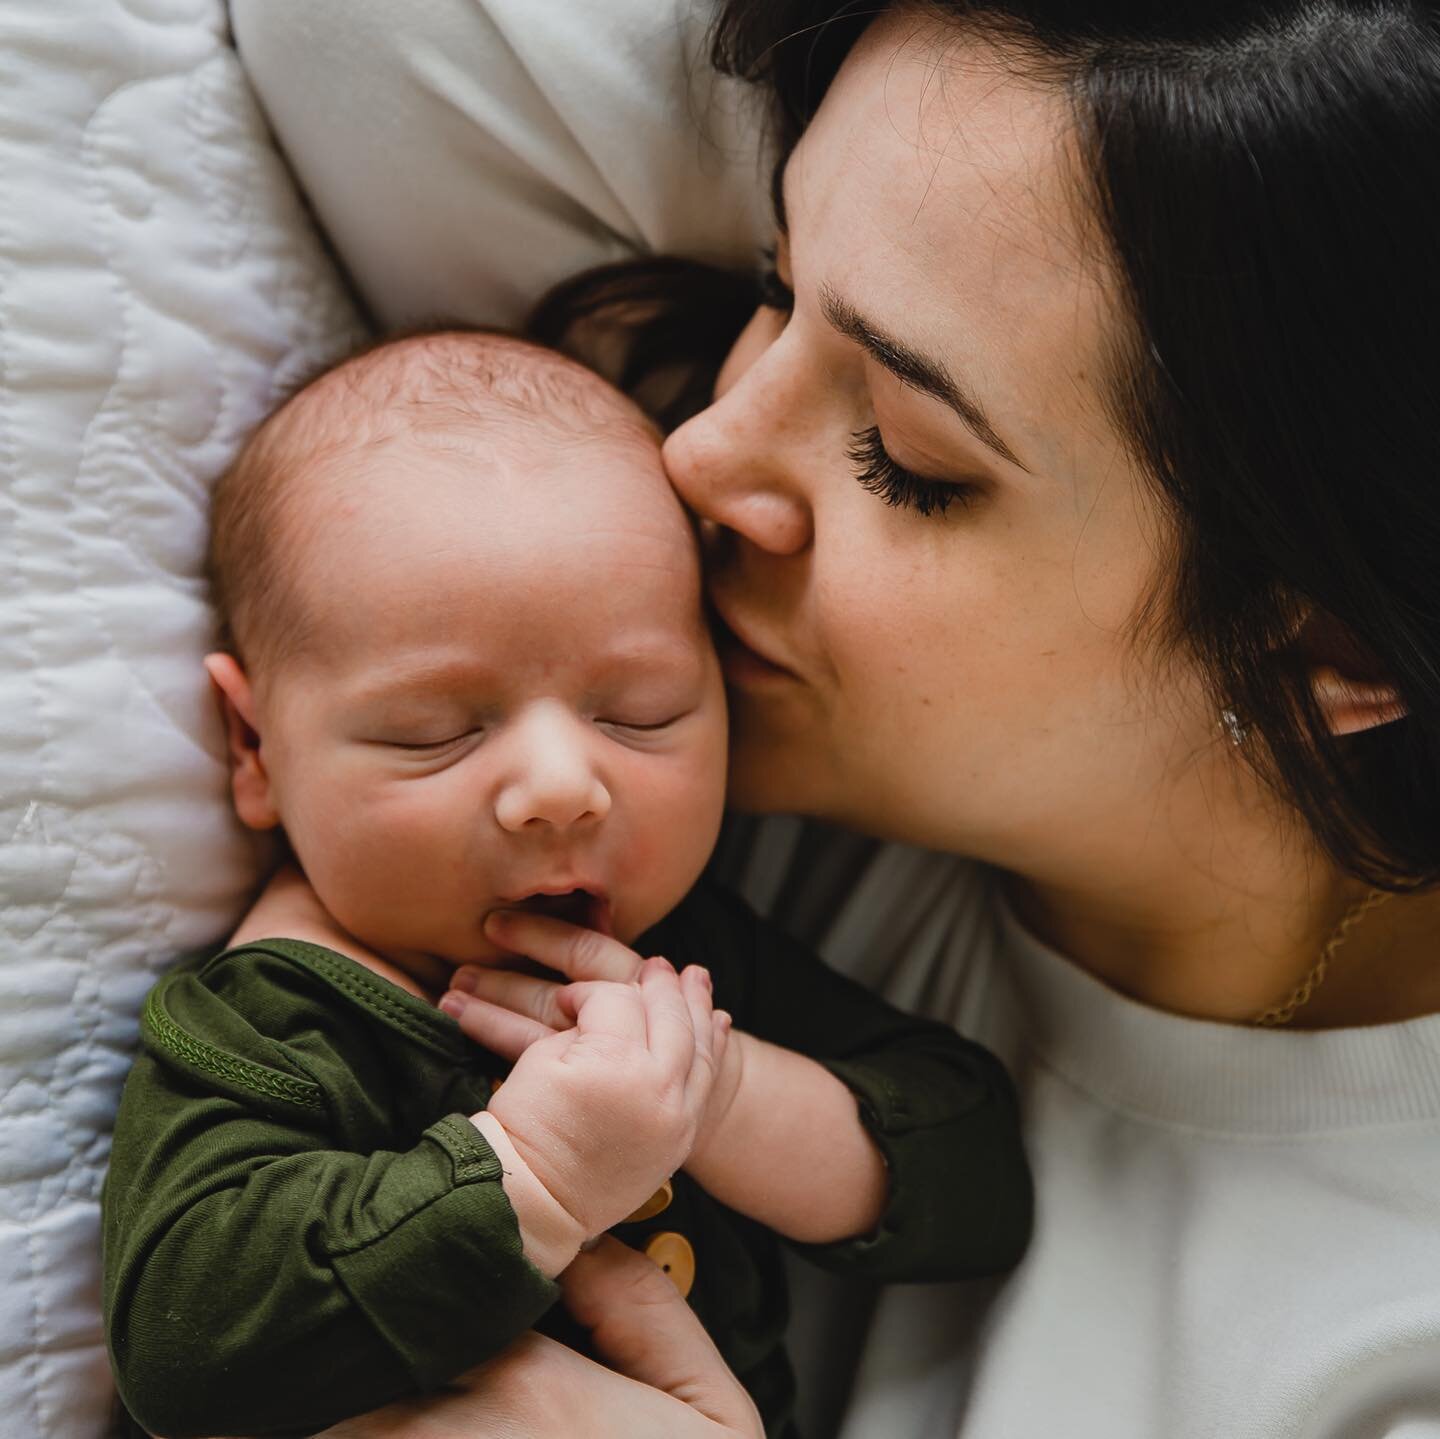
[493,724,611,834]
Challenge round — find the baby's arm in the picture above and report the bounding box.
[450,889,1032,1283]
[221,867,731,1271]
[680,1031,888,1243]
[105,957,557,1436]
[449,917,881,1246]
[690,887,1033,1281]
[105,929,724,1436]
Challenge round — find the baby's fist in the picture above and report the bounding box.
[486,958,730,1240]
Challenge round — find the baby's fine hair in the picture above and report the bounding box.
[207,328,658,674]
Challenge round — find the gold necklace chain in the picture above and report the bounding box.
[1251,888,1394,1027]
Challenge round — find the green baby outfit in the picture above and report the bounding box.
[103,882,1031,1437]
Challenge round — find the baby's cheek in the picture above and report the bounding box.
[626,756,725,912]
[296,785,445,906]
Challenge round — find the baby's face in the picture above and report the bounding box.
[249,422,728,968]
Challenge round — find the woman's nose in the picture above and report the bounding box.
[662,325,815,557]
[493,713,612,834]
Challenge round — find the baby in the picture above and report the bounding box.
[102,332,1031,1439]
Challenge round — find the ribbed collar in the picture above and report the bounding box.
[996,900,1440,1137]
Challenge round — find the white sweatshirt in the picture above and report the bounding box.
[736,823,1440,1439]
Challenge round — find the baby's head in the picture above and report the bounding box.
[205,331,727,967]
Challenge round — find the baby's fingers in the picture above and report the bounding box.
[566,975,649,1045]
[453,966,573,1033]
[484,910,645,983]
[639,957,700,1081]
[679,966,725,1106]
[439,990,553,1061]
[712,1009,733,1067]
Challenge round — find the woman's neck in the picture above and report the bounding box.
[998,776,1440,1029]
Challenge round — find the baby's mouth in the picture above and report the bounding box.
[508,888,614,935]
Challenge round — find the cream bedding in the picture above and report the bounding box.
[0,4,360,1432]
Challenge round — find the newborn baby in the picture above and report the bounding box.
[102,332,1030,1439]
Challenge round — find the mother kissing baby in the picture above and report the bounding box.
[119,0,1440,1433]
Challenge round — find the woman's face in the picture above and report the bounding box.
[664,11,1223,879]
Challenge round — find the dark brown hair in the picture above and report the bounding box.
[534,0,1440,890]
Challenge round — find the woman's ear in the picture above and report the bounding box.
[1310,667,1407,736]
[1294,610,1408,737]
[203,653,282,830]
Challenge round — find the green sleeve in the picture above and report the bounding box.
[102,956,557,1439]
[670,886,1033,1284]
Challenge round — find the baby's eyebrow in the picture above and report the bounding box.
[348,639,703,707]
[349,656,500,703]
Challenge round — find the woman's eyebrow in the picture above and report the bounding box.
[773,154,1027,473]
[820,285,1030,473]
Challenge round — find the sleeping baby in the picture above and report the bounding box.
[101,330,1031,1438]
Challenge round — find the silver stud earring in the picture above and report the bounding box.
[1219,708,1248,747]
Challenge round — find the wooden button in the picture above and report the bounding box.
[623,1179,674,1225]
[644,1230,695,1298]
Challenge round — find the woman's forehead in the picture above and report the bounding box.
[787,10,1121,467]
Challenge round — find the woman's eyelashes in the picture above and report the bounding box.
[847,426,980,519]
[757,247,977,520]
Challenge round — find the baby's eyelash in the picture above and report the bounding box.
[847,427,979,519]
[388,729,478,753]
[757,246,794,312]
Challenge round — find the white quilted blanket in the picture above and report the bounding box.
[0,5,362,1434]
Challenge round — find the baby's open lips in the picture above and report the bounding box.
[504,888,614,935]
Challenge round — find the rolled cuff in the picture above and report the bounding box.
[793,1050,1033,1283]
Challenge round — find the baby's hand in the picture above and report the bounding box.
[453,951,731,1242]
[444,914,746,1143]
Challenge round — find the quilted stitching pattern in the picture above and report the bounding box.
[0,5,363,1434]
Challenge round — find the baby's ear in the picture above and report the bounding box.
[203,653,282,830]
[1295,610,1408,737]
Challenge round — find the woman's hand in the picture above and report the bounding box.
[317,1238,763,1438]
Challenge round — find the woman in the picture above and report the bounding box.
[234,0,1440,1434]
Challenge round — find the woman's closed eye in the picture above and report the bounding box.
[848,426,982,519]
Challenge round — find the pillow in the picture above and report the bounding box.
[231,0,770,328]
[0,5,362,1432]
